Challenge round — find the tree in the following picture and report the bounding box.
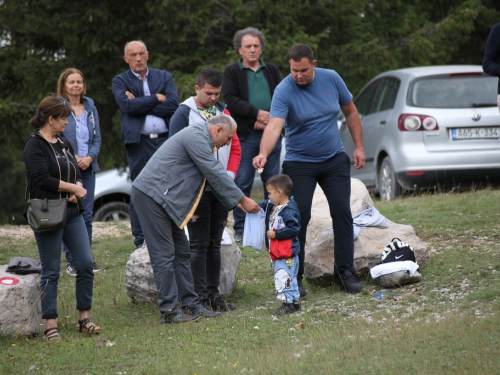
[1,0,499,223]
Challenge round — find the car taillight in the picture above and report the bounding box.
[398,114,439,131]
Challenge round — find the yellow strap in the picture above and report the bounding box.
[179,179,206,229]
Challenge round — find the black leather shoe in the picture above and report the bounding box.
[334,270,363,293]
[160,311,201,324]
[183,303,221,318]
[209,295,236,311]
[297,278,307,297]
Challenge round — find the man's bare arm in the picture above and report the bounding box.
[341,101,365,169]
[253,117,285,169]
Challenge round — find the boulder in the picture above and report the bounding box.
[125,229,242,303]
[124,246,157,304]
[304,179,429,285]
[0,265,42,337]
[377,270,422,288]
[218,232,243,295]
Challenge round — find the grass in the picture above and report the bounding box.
[0,188,499,374]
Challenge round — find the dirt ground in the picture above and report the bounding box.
[0,222,131,241]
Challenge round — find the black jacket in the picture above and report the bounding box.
[222,61,281,140]
[24,132,82,202]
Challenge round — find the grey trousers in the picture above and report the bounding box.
[131,187,198,313]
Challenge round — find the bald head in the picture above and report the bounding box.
[123,40,149,78]
[208,114,237,149]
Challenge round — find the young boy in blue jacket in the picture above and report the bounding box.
[259,174,301,315]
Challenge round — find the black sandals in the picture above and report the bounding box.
[76,318,103,334]
[44,327,61,342]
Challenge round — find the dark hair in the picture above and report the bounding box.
[196,68,222,88]
[266,174,293,197]
[29,96,72,129]
[57,68,86,103]
[233,27,265,53]
[289,44,314,63]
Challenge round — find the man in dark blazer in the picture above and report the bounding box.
[222,27,282,245]
[112,40,179,248]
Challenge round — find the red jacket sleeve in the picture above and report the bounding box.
[225,108,241,178]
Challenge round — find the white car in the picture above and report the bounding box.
[93,168,131,221]
[340,65,500,200]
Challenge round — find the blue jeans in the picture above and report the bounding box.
[127,138,167,248]
[274,255,300,303]
[283,152,354,278]
[34,205,94,320]
[63,167,95,263]
[187,191,228,299]
[233,130,282,233]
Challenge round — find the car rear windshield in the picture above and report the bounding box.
[408,74,498,109]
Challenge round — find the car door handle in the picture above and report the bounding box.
[380,120,386,125]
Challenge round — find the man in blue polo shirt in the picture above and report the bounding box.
[254,44,366,294]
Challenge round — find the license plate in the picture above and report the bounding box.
[451,127,500,140]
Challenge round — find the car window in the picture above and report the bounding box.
[373,78,400,113]
[354,79,381,116]
[409,74,498,108]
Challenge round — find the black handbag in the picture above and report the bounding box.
[26,148,70,233]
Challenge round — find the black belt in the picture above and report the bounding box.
[141,132,168,139]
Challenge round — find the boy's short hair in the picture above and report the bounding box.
[266,174,293,197]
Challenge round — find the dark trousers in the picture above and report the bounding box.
[34,206,94,319]
[187,190,228,299]
[282,152,354,278]
[233,130,282,233]
[131,187,198,313]
[126,137,167,247]
[63,167,95,263]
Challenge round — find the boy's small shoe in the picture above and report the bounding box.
[334,270,363,293]
[273,302,296,316]
[183,303,221,318]
[66,264,77,277]
[293,302,301,311]
[160,310,201,324]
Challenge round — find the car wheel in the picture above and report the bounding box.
[378,157,402,201]
[93,202,130,222]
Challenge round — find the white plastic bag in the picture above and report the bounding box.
[243,209,266,251]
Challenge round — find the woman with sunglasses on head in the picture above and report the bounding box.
[24,95,103,342]
[57,68,102,276]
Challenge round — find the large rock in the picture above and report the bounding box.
[304,179,429,285]
[0,265,42,337]
[125,230,242,303]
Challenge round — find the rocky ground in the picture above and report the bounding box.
[0,222,130,241]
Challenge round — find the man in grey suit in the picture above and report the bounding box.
[131,115,260,323]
